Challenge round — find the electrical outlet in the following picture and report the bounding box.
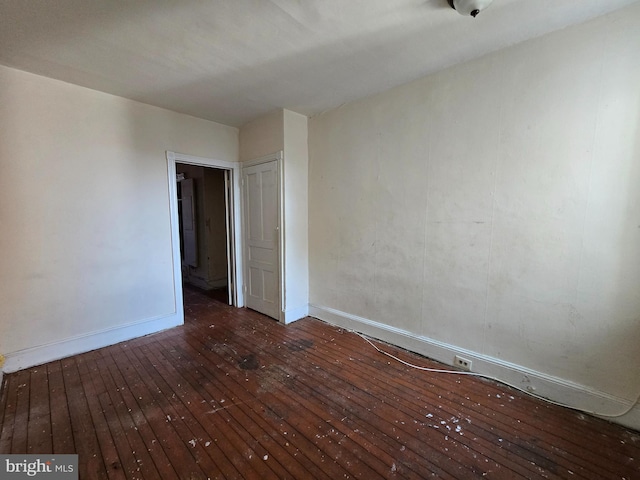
[454,355,472,371]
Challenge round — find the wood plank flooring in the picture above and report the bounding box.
[1,288,638,479]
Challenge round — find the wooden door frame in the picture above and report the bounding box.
[166,151,244,322]
[241,151,284,322]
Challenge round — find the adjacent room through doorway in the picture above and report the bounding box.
[176,163,233,305]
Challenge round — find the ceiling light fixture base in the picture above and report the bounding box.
[447,0,493,18]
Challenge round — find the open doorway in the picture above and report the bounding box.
[166,151,244,324]
[176,163,230,303]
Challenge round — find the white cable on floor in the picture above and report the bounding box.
[354,331,640,419]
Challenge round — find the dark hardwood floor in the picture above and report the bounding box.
[1,289,638,479]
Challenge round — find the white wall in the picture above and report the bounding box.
[203,168,230,287]
[308,4,640,427]
[0,65,238,370]
[283,110,309,322]
[239,109,284,162]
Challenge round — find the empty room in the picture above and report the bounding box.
[1,1,639,478]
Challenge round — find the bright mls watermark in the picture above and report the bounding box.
[0,455,78,479]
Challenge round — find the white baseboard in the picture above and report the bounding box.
[208,278,229,289]
[309,304,640,431]
[282,303,310,324]
[185,276,228,291]
[185,276,212,290]
[2,312,183,374]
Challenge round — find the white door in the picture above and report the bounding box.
[243,160,279,319]
[180,178,198,267]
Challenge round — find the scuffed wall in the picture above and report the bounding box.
[0,65,237,361]
[309,4,640,407]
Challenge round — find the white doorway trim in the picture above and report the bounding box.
[166,151,244,323]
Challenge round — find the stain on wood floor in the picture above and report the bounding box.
[1,288,638,479]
